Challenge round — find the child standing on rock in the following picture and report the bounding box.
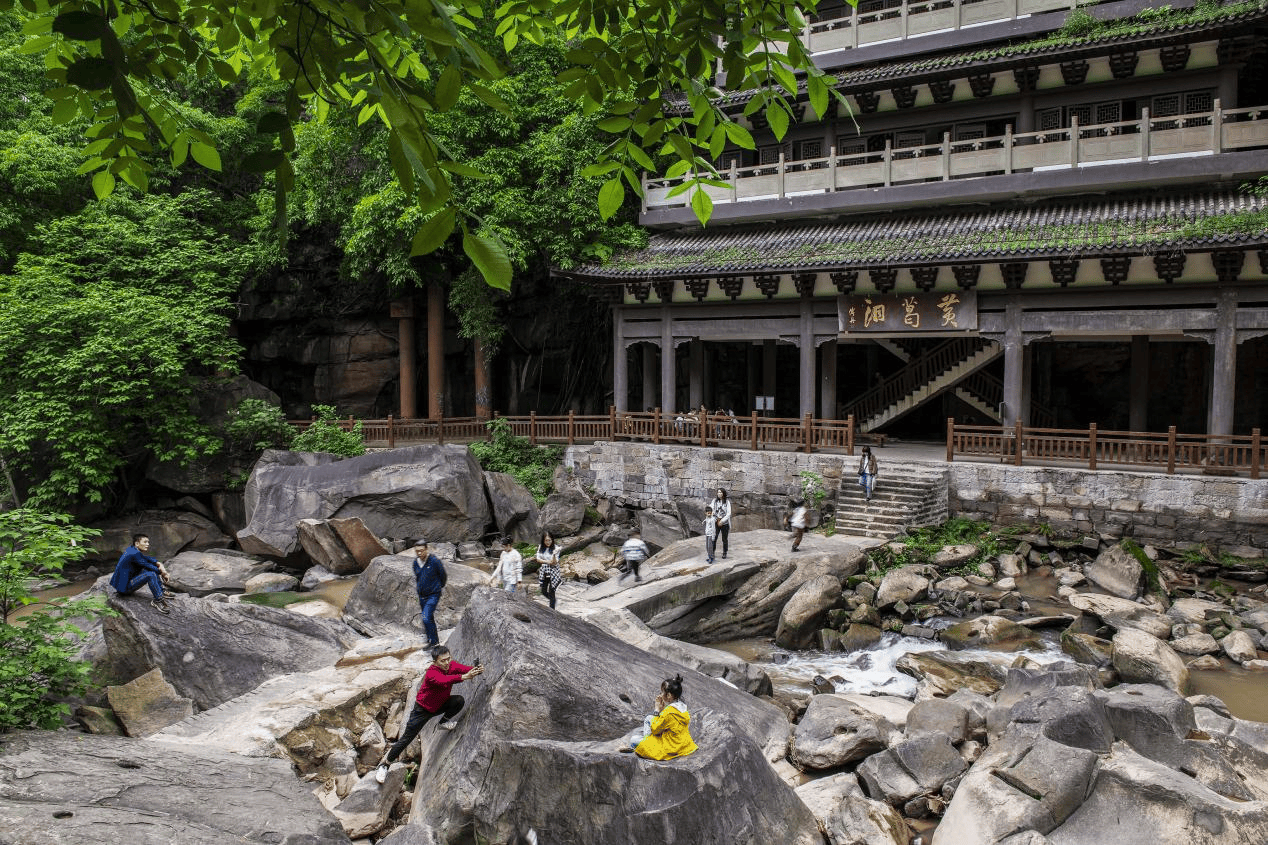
[491,538,523,594]
[703,507,718,564]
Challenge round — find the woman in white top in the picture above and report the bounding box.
[707,488,732,559]
[491,538,523,593]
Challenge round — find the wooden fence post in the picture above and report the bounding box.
[530,411,537,445]
[700,413,707,448]
[1088,423,1097,471]
[1166,425,1177,474]
[1252,428,1261,480]
[653,408,661,445]
[803,413,813,453]
[609,405,616,440]
[1013,420,1023,466]
[847,415,855,456]
[438,411,445,445]
[946,417,955,462]
[750,411,758,451]
[567,410,575,446]
[388,414,395,449]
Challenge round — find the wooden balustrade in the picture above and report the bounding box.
[644,102,1268,210]
[947,420,1265,478]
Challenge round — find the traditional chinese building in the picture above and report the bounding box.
[556,0,1268,438]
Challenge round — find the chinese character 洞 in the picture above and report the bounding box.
[937,293,960,328]
[902,296,920,329]
[863,298,885,328]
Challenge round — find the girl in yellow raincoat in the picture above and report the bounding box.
[621,675,698,760]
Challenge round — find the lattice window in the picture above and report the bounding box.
[1151,94,1181,117]
[1184,90,1214,126]
[758,144,784,175]
[893,130,926,161]
[837,137,867,167]
[1036,108,1062,131]
[1095,101,1121,125]
[798,138,826,170]
[954,123,987,141]
[1068,105,1092,127]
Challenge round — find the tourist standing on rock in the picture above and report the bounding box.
[703,507,718,564]
[785,500,808,552]
[109,533,174,614]
[858,446,879,501]
[619,530,650,582]
[708,488,732,558]
[536,533,562,610]
[491,538,523,594]
[620,674,698,760]
[412,538,447,648]
[375,645,483,783]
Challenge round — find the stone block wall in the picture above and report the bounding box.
[562,443,846,511]
[949,464,1268,552]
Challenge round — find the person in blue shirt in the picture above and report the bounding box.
[411,538,447,647]
[109,533,174,614]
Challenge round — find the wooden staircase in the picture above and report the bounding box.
[834,460,949,539]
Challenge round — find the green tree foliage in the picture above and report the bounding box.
[224,398,294,452]
[0,509,107,731]
[3,0,842,287]
[468,417,562,503]
[291,405,367,457]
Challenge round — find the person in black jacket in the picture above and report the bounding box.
[411,538,447,647]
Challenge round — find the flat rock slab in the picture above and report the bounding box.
[0,731,352,845]
[164,548,275,596]
[584,558,762,621]
[106,667,193,738]
[342,555,487,638]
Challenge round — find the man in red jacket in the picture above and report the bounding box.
[375,645,483,783]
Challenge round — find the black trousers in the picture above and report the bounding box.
[541,582,557,609]
[385,695,464,762]
[718,523,730,556]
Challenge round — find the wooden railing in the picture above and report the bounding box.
[644,103,1268,210]
[291,410,863,454]
[947,420,1265,477]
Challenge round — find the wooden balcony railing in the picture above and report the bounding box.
[947,420,1265,478]
[643,103,1268,211]
[291,410,865,454]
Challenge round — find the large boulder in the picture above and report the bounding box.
[1067,593,1173,639]
[398,588,810,845]
[940,615,1043,652]
[341,554,488,638]
[857,734,967,805]
[163,548,275,596]
[1112,628,1189,693]
[876,566,932,609]
[102,592,363,710]
[90,509,231,562]
[484,471,541,543]
[669,530,867,643]
[791,693,894,770]
[1084,544,1146,599]
[0,731,352,844]
[776,574,843,650]
[795,772,912,845]
[237,445,491,558]
[539,491,589,537]
[297,518,360,573]
[895,651,1009,698]
[637,507,685,551]
[105,667,194,738]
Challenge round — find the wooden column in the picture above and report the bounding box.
[763,339,777,410]
[660,308,676,415]
[613,307,629,412]
[427,282,444,419]
[1208,289,1237,436]
[1001,297,1024,428]
[688,339,704,411]
[642,344,657,412]
[1130,335,1150,432]
[392,298,417,418]
[474,336,491,420]
[820,339,838,419]
[799,299,815,418]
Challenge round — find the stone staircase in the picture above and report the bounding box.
[834,460,949,539]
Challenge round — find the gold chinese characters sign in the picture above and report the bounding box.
[839,291,978,333]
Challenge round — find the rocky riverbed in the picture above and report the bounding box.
[7,445,1268,844]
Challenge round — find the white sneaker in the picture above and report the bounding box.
[374,763,388,784]
[437,721,456,731]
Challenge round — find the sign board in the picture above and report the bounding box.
[839,291,977,334]
[754,395,775,411]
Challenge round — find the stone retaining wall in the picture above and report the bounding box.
[564,443,1268,552]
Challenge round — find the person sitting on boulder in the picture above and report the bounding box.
[620,674,697,760]
[109,533,174,614]
[375,645,484,783]
[412,538,447,648]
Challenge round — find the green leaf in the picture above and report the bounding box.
[189,142,222,172]
[765,102,790,141]
[434,63,462,112]
[410,207,456,256]
[597,116,632,133]
[463,231,512,291]
[50,97,78,125]
[723,121,755,150]
[690,185,714,226]
[65,57,116,90]
[51,10,106,41]
[91,170,115,200]
[256,112,289,134]
[241,149,285,173]
[597,177,624,221]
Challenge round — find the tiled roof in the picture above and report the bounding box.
[561,190,1268,280]
[707,0,1268,108]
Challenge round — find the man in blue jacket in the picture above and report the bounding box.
[109,533,174,614]
[411,538,447,647]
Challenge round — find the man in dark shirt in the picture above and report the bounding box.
[109,533,174,614]
[375,644,482,783]
[412,538,447,647]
